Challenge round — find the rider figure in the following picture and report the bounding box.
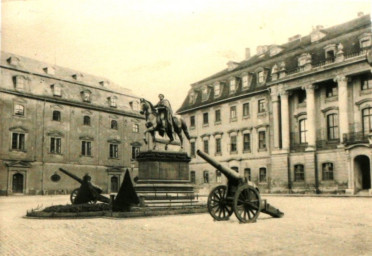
[154,94,174,133]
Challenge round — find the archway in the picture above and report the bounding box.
[12,173,24,193]
[354,155,371,191]
[111,176,119,193]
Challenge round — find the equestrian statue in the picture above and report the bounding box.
[139,94,190,150]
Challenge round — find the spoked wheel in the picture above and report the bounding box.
[233,185,261,223]
[70,188,79,204]
[207,185,233,221]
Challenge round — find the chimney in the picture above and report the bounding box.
[358,12,364,17]
[245,48,251,60]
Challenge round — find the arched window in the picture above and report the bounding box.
[327,114,339,140]
[244,168,251,181]
[111,120,118,130]
[362,108,372,135]
[83,116,91,126]
[203,171,209,183]
[322,162,334,181]
[190,171,196,184]
[299,119,307,143]
[294,164,305,181]
[259,168,267,182]
[52,110,61,121]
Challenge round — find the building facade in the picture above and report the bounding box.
[177,14,372,195]
[0,52,145,195]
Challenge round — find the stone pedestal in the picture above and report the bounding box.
[135,151,197,207]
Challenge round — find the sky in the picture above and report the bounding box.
[1,0,371,111]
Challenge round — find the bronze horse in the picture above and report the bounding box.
[139,98,190,150]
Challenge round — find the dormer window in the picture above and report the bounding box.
[214,83,221,97]
[130,101,139,111]
[202,86,209,101]
[298,53,312,70]
[324,44,336,62]
[51,84,62,97]
[108,96,117,108]
[13,76,26,91]
[269,46,283,57]
[310,26,326,43]
[258,71,264,84]
[189,91,196,104]
[359,33,372,49]
[229,78,237,93]
[81,90,91,102]
[242,73,252,90]
[272,64,278,74]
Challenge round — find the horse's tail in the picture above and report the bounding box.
[181,118,191,141]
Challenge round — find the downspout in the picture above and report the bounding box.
[287,155,292,193]
[314,152,320,194]
[41,99,46,195]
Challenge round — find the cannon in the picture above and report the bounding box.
[197,150,284,223]
[58,168,110,204]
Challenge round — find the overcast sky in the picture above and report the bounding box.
[1,0,371,111]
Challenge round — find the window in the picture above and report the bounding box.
[230,106,237,120]
[52,111,61,121]
[327,114,339,140]
[130,101,139,111]
[83,116,91,126]
[363,107,372,134]
[132,146,140,159]
[111,120,118,130]
[215,138,221,154]
[326,84,338,98]
[242,75,249,89]
[322,163,334,181]
[230,79,236,93]
[190,142,196,157]
[203,171,209,183]
[244,168,251,181]
[298,90,306,104]
[81,141,92,156]
[215,109,221,123]
[258,71,265,84]
[243,103,250,117]
[14,76,25,90]
[258,131,266,150]
[190,171,196,184]
[133,124,139,133]
[258,99,266,113]
[52,85,62,97]
[110,144,119,158]
[361,76,372,90]
[203,139,209,154]
[294,164,305,181]
[214,84,221,97]
[203,112,209,125]
[50,137,61,154]
[230,136,237,152]
[11,133,25,151]
[259,168,267,182]
[299,119,307,143]
[243,133,251,152]
[216,170,222,183]
[109,97,117,108]
[190,116,195,128]
[14,104,24,116]
[81,90,91,102]
[325,50,335,61]
[202,87,209,101]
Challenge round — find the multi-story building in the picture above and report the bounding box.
[0,52,145,195]
[177,14,372,195]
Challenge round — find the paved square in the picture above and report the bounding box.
[0,195,371,256]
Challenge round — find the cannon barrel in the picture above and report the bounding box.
[59,168,84,184]
[197,150,244,183]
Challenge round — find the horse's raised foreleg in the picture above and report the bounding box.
[151,131,157,150]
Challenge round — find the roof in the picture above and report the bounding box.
[177,14,372,114]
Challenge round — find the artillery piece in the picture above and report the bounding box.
[58,168,110,204]
[197,150,284,223]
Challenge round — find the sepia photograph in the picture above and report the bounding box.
[1,0,372,255]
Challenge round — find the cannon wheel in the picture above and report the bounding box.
[70,188,79,204]
[207,185,233,221]
[233,185,261,223]
[70,188,97,204]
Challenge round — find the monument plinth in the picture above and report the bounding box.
[135,151,197,207]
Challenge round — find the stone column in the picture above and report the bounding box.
[270,87,280,149]
[280,90,290,150]
[334,75,349,142]
[303,84,316,151]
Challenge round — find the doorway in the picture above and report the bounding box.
[12,173,24,193]
[354,155,371,191]
[111,176,119,193]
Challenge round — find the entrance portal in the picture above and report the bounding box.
[12,173,24,193]
[354,155,371,191]
[111,176,119,193]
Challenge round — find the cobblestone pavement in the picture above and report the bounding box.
[0,195,371,256]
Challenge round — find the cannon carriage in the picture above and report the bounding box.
[197,150,284,223]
